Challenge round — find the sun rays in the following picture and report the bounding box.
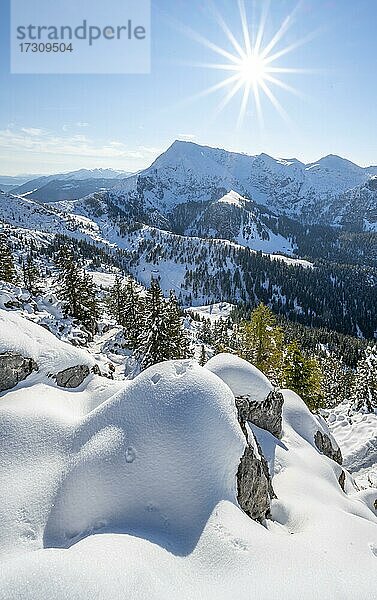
[181,0,317,127]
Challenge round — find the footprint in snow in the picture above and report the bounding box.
[125,446,137,463]
[151,373,161,384]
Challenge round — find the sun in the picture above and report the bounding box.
[180,0,315,126]
[237,54,268,86]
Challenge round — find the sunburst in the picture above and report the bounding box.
[180,0,318,127]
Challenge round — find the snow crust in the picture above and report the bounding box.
[205,352,273,400]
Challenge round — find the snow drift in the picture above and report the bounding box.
[0,313,376,599]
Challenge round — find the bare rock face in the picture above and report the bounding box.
[0,352,37,392]
[237,428,273,521]
[54,365,90,389]
[235,390,284,439]
[314,430,343,465]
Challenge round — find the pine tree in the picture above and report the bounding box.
[137,278,171,369]
[107,275,126,325]
[282,340,323,411]
[22,251,41,295]
[166,290,190,359]
[123,277,144,348]
[238,303,283,383]
[351,345,377,412]
[55,245,99,335]
[0,230,17,284]
[319,356,353,408]
[199,344,207,366]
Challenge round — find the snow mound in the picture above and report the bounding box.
[282,389,339,453]
[205,353,273,401]
[1,349,377,598]
[0,309,95,377]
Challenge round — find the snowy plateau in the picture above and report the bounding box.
[0,140,376,599]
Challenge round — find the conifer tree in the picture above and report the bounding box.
[55,245,99,335]
[351,345,377,412]
[199,344,207,366]
[123,277,144,348]
[107,275,126,325]
[137,278,171,369]
[0,230,17,284]
[22,251,41,295]
[282,340,323,411]
[238,303,283,383]
[166,290,190,359]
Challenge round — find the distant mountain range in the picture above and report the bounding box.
[105,140,377,232]
[0,168,132,201]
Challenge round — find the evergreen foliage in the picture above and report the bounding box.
[0,230,17,283]
[55,245,99,335]
[351,345,377,412]
[282,340,323,411]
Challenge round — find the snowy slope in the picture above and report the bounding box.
[326,402,377,489]
[0,322,376,599]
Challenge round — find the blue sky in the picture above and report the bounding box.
[1,0,377,174]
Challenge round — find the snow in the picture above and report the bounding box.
[0,308,95,376]
[187,302,235,322]
[326,402,377,489]
[0,319,376,598]
[205,353,273,401]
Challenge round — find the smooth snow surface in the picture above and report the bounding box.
[205,352,273,400]
[0,333,376,599]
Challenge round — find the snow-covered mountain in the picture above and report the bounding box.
[0,173,42,192]
[107,141,376,230]
[9,168,132,202]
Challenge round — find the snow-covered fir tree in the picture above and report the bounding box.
[137,278,171,369]
[0,229,17,284]
[351,345,377,412]
[166,290,190,359]
[22,250,42,295]
[55,245,99,336]
[199,344,207,366]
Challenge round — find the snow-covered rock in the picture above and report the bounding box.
[0,352,37,392]
[205,353,283,438]
[0,309,96,385]
[0,334,376,599]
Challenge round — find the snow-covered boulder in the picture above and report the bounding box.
[55,365,91,389]
[0,352,37,392]
[205,353,284,438]
[43,360,248,550]
[282,389,342,465]
[0,309,96,389]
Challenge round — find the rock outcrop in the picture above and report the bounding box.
[235,390,284,439]
[205,353,284,438]
[0,352,37,392]
[237,436,272,521]
[314,430,343,465]
[54,365,90,388]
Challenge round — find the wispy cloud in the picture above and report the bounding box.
[0,126,157,161]
[0,126,164,174]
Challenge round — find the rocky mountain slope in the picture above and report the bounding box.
[106,140,377,231]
